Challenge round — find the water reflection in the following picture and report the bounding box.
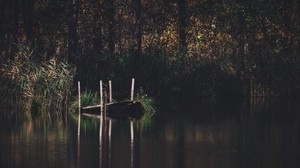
[99,115,104,168]
[93,118,138,168]
[75,114,139,168]
[77,134,80,168]
[138,98,300,168]
[1,98,300,168]
[0,117,71,168]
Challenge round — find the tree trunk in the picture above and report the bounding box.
[133,0,142,77]
[108,0,115,55]
[297,0,300,59]
[135,0,142,56]
[68,0,79,65]
[24,0,34,42]
[178,0,187,51]
[0,0,8,45]
[93,1,103,52]
[14,0,20,40]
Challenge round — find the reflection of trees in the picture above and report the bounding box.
[3,119,69,168]
[160,100,300,168]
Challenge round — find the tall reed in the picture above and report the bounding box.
[0,44,75,119]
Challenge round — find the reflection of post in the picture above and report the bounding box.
[130,120,134,141]
[109,119,112,137]
[130,133,134,168]
[77,135,80,168]
[131,120,139,168]
[99,115,103,168]
[108,128,112,168]
[77,81,81,136]
[130,120,134,168]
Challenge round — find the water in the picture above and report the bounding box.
[1,98,300,168]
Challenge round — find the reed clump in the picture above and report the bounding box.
[69,91,100,113]
[134,88,156,128]
[0,44,75,118]
[135,91,156,118]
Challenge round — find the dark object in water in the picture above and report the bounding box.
[106,101,144,119]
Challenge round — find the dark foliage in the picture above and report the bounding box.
[0,0,299,103]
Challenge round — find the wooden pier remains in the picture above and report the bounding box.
[77,78,140,141]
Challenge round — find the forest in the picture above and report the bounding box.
[0,0,299,116]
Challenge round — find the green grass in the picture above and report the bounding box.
[69,91,100,113]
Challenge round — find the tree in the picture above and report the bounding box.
[68,0,79,65]
[24,0,34,42]
[178,0,187,51]
[0,0,8,45]
[135,0,142,55]
[13,0,20,41]
[133,0,142,76]
[108,0,115,54]
[93,1,104,52]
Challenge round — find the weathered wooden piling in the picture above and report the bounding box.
[77,81,81,136]
[109,80,113,137]
[100,80,103,113]
[109,80,112,103]
[100,80,103,138]
[131,78,135,101]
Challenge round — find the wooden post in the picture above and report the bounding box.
[100,80,103,113]
[131,78,135,101]
[109,80,112,103]
[100,115,103,138]
[77,82,81,168]
[99,80,103,140]
[108,80,112,138]
[77,81,81,136]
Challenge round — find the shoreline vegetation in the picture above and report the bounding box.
[1,0,300,118]
[0,44,75,119]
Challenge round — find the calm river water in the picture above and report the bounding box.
[1,98,300,168]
